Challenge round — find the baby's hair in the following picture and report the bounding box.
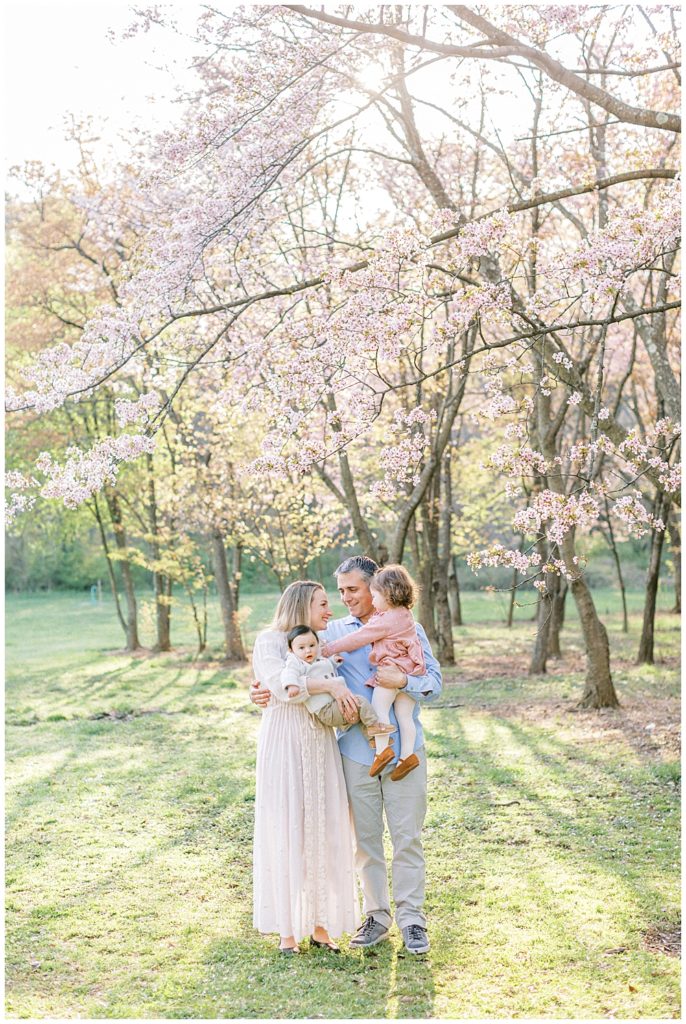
[287,624,319,649]
[370,564,419,609]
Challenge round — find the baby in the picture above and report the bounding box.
[320,563,426,781]
[281,625,396,740]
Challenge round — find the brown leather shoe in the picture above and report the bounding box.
[366,722,396,738]
[389,753,419,781]
[369,746,395,777]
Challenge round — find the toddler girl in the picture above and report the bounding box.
[281,625,396,740]
[320,564,425,780]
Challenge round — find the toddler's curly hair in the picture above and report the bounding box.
[370,563,419,609]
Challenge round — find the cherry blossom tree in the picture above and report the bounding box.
[6,4,680,707]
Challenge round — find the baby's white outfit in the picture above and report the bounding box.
[280,653,343,714]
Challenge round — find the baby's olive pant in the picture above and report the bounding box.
[315,695,378,731]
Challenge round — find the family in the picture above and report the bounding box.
[249,554,443,955]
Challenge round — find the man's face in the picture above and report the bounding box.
[336,569,374,621]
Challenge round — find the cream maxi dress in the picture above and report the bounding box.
[252,629,361,942]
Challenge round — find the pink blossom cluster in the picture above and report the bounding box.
[566,435,613,464]
[485,392,518,419]
[500,4,591,44]
[466,543,542,575]
[484,444,549,477]
[13,307,142,414]
[567,182,681,301]
[552,351,573,370]
[115,392,162,427]
[370,406,435,501]
[5,470,38,525]
[514,490,600,544]
[430,208,516,268]
[613,493,666,537]
[523,181,680,317]
[37,434,156,508]
[615,424,681,492]
[435,282,512,341]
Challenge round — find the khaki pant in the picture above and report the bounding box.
[315,695,379,732]
[342,747,427,930]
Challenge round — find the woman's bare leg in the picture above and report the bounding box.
[280,934,299,950]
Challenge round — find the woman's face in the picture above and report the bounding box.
[309,588,333,631]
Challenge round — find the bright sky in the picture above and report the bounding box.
[4,1,195,175]
[3,2,535,191]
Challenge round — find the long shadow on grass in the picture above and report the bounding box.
[419,712,680,1013]
[6,660,147,722]
[6,660,236,725]
[428,712,677,920]
[7,712,437,1019]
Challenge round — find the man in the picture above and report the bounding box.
[250,555,442,954]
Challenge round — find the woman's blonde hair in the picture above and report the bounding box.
[271,580,325,633]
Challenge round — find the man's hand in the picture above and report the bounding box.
[376,665,408,689]
[250,681,271,708]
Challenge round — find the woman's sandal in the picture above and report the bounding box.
[310,936,340,952]
[279,944,300,955]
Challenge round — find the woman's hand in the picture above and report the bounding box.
[329,679,359,721]
[250,681,271,708]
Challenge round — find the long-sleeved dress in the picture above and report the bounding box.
[252,629,361,942]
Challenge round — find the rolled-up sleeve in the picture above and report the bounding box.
[403,623,442,703]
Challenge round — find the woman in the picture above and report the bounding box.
[252,580,361,954]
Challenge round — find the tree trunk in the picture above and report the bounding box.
[603,500,628,633]
[91,495,129,643]
[543,431,618,706]
[212,532,246,661]
[434,455,456,664]
[231,544,243,605]
[434,572,454,664]
[637,496,668,665]
[548,576,567,657]
[186,584,206,655]
[506,576,517,628]
[102,488,140,651]
[409,518,438,647]
[320,393,380,562]
[448,554,463,626]
[146,453,171,652]
[667,506,681,614]
[529,537,551,675]
[507,533,527,627]
[443,452,462,629]
[156,575,172,652]
[568,537,618,707]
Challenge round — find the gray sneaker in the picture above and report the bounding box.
[402,924,430,954]
[349,916,390,948]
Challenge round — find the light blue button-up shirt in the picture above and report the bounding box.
[320,615,442,766]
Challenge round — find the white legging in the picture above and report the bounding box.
[371,686,416,761]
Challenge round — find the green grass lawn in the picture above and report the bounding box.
[5,589,680,1018]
